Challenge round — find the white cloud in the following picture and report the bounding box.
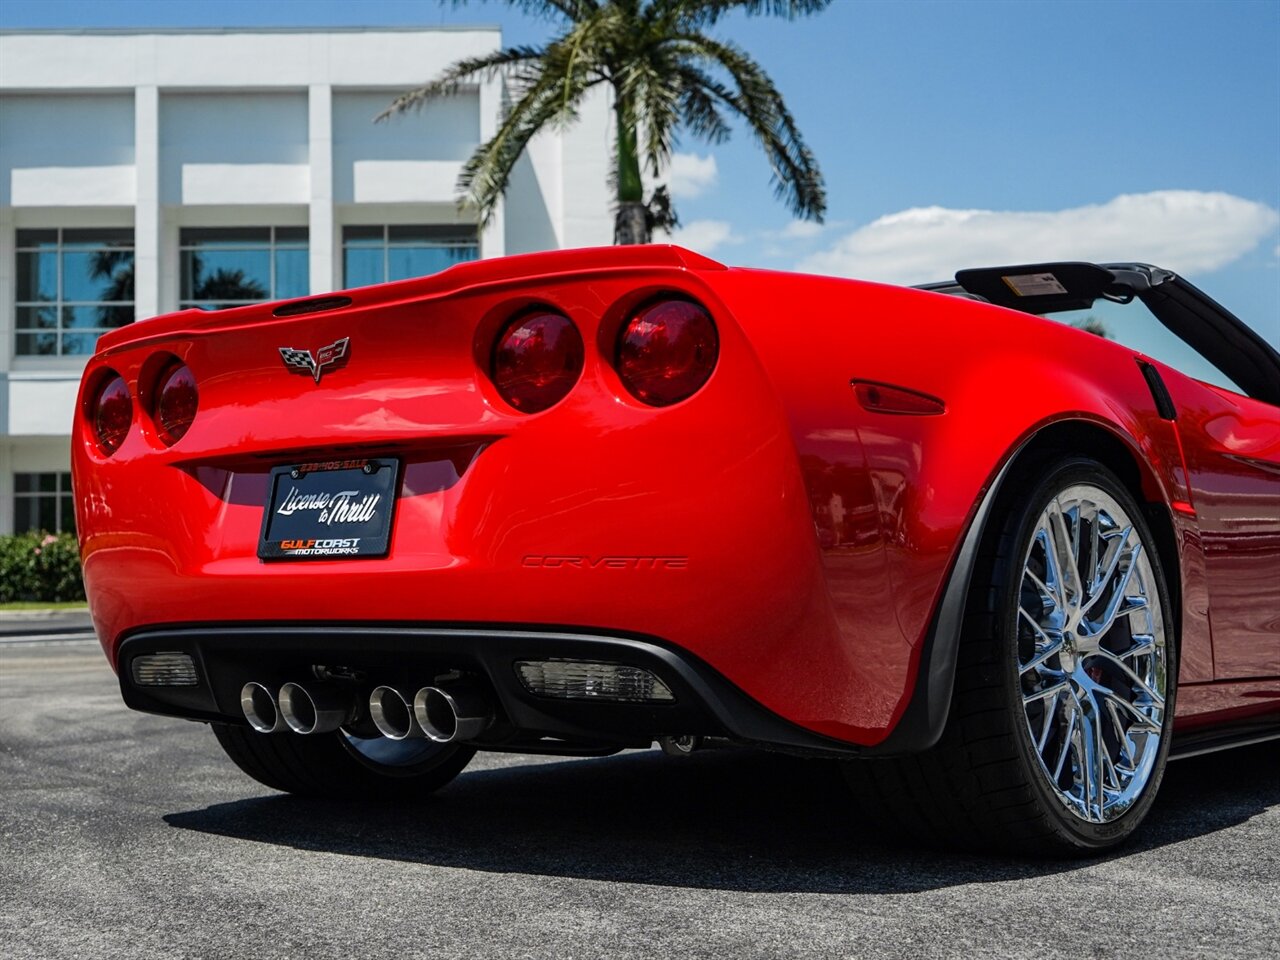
[667,153,719,200]
[798,191,1280,285]
[781,220,825,240]
[670,219,735,255]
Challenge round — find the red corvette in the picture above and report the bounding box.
[73,246,1280,854]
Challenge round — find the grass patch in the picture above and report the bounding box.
[0,601,89,611]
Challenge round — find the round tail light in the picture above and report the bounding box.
[616,299,718,406]
[491,311,584,413]
[91,372,133,456]
[155,361,198,446]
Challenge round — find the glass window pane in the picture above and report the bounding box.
[37,473,56,492]
[342,225,383,244]
[63,228,133,247]
[16,250,57,302]
[60,473,73,494]
[61,496,76,534]
[344,248,384,288]
[15,229,58,248]
[388,245,476,281]
[63,305,110,330]
[275,227,308,244]
[185,248,271,301]
[16,332,58,356]
[15,474,33,494]
[63,250,133,302]
[389,225,477,244]
[60,331,103,356]
[274,248,310,299]
[38,497,57,532]
[97,303,135,328]
[1044,300,1244,394]
[16,305,59,330]
[181,227,271,247]
[14,498,36,533]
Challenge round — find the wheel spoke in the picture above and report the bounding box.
[1053,703,1077,782]
[1025,681,1070,705]
[1082,524,1131,611]
[1118,633,1157,660]
[1020,632,1064,674]
[1093,649,1165,707]
[1035,687,1061,753]
[1085,542,1144,637]
[1045,500,1083,611]
[1096,684,1161,731]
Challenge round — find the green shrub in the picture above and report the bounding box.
[0,532,86,603]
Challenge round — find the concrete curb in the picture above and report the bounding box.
[0,610,94,637]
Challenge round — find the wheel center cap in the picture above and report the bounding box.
[1061,632,1078,671]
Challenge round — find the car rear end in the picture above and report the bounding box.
[73,246,853,757]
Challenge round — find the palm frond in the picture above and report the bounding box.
[376,46,547,121]
[461,69,605,224]
[675,34,825,221]
[663,0,832,29]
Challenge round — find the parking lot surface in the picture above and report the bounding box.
[2,639,1277,960]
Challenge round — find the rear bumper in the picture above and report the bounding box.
[117,623,867,757]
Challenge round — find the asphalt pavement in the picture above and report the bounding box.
[1,637,1277,960]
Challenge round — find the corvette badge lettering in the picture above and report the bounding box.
[279,337,350,383]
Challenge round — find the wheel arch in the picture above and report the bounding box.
[869,415,1182,757]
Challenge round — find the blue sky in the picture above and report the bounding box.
[3,0,1278,345]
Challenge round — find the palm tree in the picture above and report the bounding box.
[380,0,829,244]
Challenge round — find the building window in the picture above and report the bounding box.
[342,225,479,288]
[14,473,75,535]
[179,227,309,310]
[15,228,135,356]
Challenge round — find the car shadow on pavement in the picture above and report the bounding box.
[165,740,1280,894]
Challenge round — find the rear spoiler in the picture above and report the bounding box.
[96,245,726,354]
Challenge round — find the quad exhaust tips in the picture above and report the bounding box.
[414,684,494,744]
[241,680,491,742]
[368,686,427,741]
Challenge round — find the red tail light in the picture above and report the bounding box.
[155,361,198,445]
[91,372,133,456]
[491,311,584,413]
[616,299,718,407]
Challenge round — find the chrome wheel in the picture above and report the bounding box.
[1017,483,1168,823]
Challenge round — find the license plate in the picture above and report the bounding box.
[258,459,399,561]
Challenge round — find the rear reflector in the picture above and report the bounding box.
[852,380,946,416]
[515,659,675,703]
[131,652,199,687]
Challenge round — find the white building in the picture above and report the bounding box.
[0,27,613,535]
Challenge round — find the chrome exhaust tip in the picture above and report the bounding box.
[240,681,285,733]
[369,686,427,740]
[278,682,357,735]
[413,684,493,744]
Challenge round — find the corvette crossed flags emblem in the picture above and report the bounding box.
[278,337,350,384]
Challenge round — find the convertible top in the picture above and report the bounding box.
[919,261,1280,406]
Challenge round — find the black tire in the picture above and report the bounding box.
[212,723,475,800]
[844,457,1177,855]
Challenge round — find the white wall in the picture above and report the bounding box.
[0,94,136,207]
[0,28,616,534]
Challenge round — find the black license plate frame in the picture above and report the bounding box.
[258,458,399,561]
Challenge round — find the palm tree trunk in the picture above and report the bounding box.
[614,97,649,245]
